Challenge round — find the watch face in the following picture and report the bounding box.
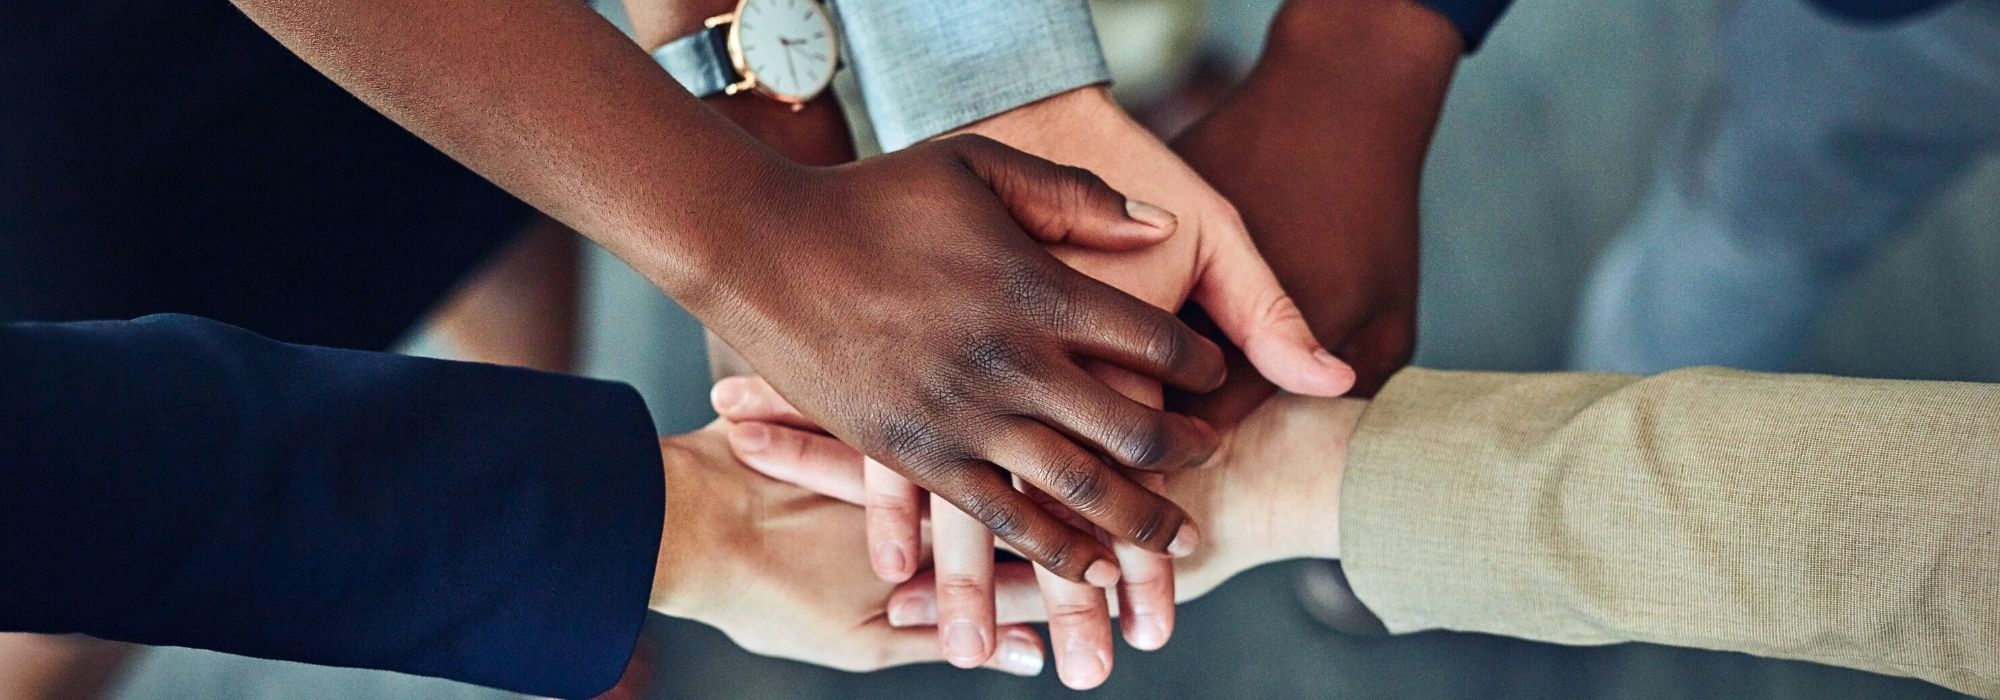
[731,0,838,103]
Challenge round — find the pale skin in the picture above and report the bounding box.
[645,383,1358,676]
[617,0,1355,686]
[853,0,1461,685]
[684,375,1357,656]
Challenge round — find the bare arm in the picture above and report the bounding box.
[230,0,772,289]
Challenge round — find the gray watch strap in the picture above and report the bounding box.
[652,24,738,98]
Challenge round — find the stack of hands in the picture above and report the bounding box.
[230,0,1453,689]
[615,0,1460,688]
[653,378,1364,684]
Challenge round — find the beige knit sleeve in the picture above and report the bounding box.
[1339,367,1999,697]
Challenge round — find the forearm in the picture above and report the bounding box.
[1339,368,2000,697]
[1253,0,1460,197]
[228,0,782,294]
[0,316,663,697]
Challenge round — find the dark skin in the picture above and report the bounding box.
[626,0,1456,420]
[229,0,1227,584]
[1169,0,1460,423]
[634,0,1459,671]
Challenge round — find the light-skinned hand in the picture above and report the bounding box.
[706,376,1360,640]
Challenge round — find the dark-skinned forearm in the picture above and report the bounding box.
[1215,0,1458,392]
[1255,0,1460,182]
[229,0,784,299]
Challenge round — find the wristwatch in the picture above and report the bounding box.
[651,0,841,111]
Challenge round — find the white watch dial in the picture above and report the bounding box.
[732,0,838,102]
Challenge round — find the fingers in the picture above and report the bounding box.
[866,458,924,583]
[944,133,1176,251]
[711,376,816,428]
[1020,362,1220,473]
[889,563,1046,627]
[1113,471,1177,651]
[726,422,866,505]
[1023,485,1115,691]
[926,463,1121,587]
[1061,283,1228,394]
[931,493,996,668]
[1188,223,1356,398]
[983,419,1200,556]
[869,624,1046,678]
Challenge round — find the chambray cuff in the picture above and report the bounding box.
[834,0,1111,151]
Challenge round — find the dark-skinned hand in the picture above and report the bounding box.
[693,134,1231,586]
[1169,0,1462,425]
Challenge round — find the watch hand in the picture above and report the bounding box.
[783,44,800,89]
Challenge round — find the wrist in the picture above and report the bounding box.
[629,153,809,315]
[951,84,1120,143]
[625,0,855,166]
[1245,396,1364,563]
[649,437,720,618]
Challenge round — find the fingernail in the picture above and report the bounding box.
[996,629,1045,677]
[871,541,909,581]
[886,591,935,627]
[1124,199,1176,229]
[1058,641,1109,690]
[1083,559,1121,588]
[730,423,769,452]
[1127,615,1169,651]
[1168,522,1200,558]
[943,621,990,668]
[709,379,744,413]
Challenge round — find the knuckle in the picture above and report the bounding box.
[875,415,963,478]
[1139,313,1191,370]
[1258,293,1308,330]
[996,264,1073,327]
[936,574,990,601]
[866,490,920,517]
[963,492,1026,542]
[1110,413,1170,469]
[1048,458,1109,513]
[1035,536,1078,574]
[1046,600,1100,627]
[1126,506,1173,547]
[959,333,1037,384]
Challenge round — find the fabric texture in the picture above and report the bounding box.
[835,0,1111,150]
[1341,367,2000,698]
[0,315,664,698]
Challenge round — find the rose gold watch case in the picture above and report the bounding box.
[705,0,840,112]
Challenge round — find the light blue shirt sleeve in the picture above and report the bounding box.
[834,0,1111,151]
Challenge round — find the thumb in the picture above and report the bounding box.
[944,134,1178,250]
[1191,226,1356,397]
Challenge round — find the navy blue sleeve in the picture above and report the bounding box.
[1413,0,1514,52]
[0,315,664,699]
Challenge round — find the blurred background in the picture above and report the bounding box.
[7,0,1996,697]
